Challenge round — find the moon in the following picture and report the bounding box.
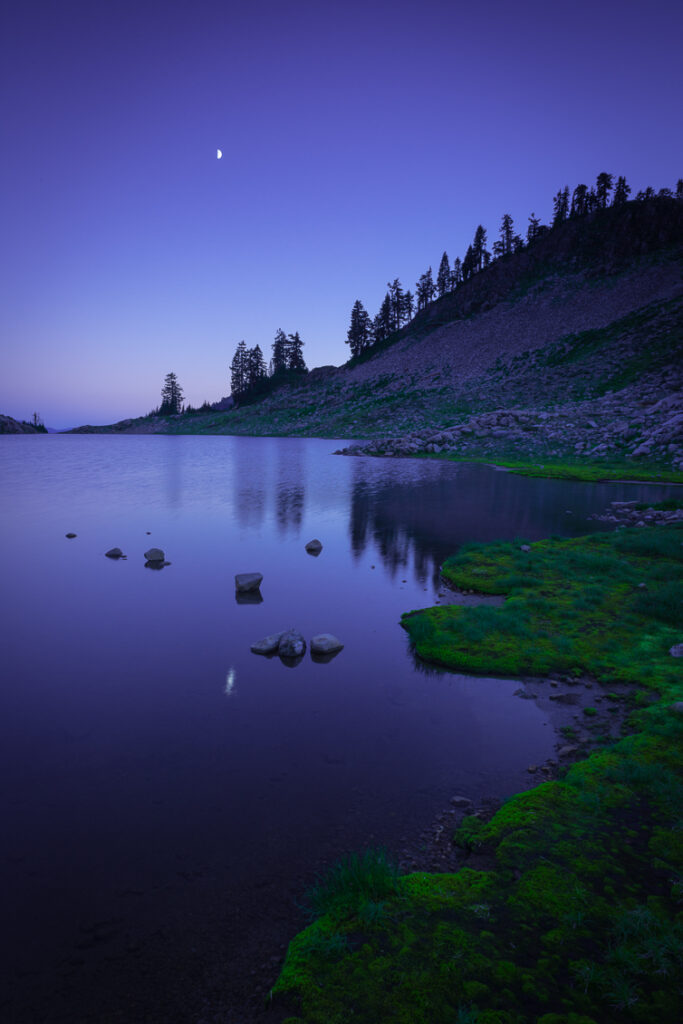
[217,149,222,159]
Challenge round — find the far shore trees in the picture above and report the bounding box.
[160,372,184,415]
[230,331,306,403]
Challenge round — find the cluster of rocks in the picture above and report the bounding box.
[589,500,683,526]
[250,629,343,661]
[237,540,343,663]
[335,385,683,471]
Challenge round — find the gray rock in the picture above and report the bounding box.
[65,533,77,539]
[144,547,165,562]
[235,572,263,592]
[278,630,306,658]
[450,796,473,808]
[305,538,323,555]
[520,544,531,552]
[670,702,683,714]
[251,632,286,655]
[558,745,579,758]
[105,547,125,559]
[669,644,683,658]
[310,633,344,655]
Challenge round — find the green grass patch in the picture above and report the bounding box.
[401,526,683,690]
[274,525,683,1022]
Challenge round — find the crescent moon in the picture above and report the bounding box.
[217,149,222,159]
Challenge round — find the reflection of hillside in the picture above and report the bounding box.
[348,460,667,584]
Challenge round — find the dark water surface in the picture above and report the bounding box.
[1,436,678,1022]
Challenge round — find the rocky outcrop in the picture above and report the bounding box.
[0,414,40,433]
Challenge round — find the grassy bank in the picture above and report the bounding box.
[273,525,683,1023]
[416,453,683,484]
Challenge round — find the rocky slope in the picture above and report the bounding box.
[74,198,683,473]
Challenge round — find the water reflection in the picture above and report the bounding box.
[224,667,236,696]
[162,436,184,506]
[348,457,680,585]
[232,440,267,527]
[276,441,306,534]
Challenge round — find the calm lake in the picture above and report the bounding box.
[1,435,678,1022]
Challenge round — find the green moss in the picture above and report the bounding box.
[274,525,683,1023]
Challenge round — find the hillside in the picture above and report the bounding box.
[73,198,683,474]
[0,414,45,434]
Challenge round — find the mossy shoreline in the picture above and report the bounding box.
[272,525,682,1023]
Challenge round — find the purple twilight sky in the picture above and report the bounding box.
[1,0,682,429]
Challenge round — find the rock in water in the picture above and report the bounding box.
[278,630,306,658]
[145,547,165,562]
[305,539,323,555]
[251,632,285,655]
[65,533,77,539]
[235,572,263,592]
[105,547,125,559]
[310,634,344,655]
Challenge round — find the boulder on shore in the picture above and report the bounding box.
[310,633,344,655]
[235,572,263,592]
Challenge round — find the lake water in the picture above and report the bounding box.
[1,435,678,1022]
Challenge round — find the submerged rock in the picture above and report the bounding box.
[278,630,306,658]
[251,632,285,655]
[105,547,125,559]
[144,547,165,562]
[305,539,323,555]
[310,633,344,655]
[235,572,263,592]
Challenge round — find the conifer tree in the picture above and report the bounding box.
[461,245,475,281]
[612,176,631,205]
[571,184,589,217]
[271,328,288,375]
[374,294,393,340]
[402,290,415,323]
[436,252,451,297]
[160,371,184,414]
[552,187,570,226]
[387,279,404,329]
[230,342,248,400]
[676,179,683,201]
[500,213,515,255]
[451,257,462,288]
[527,212,542,243]
[346,300,372,357]
[415,268,435,311]
[286,332,307,373]
[247,345,267,390]
[595,172,613,208]
[471,226,489,272]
